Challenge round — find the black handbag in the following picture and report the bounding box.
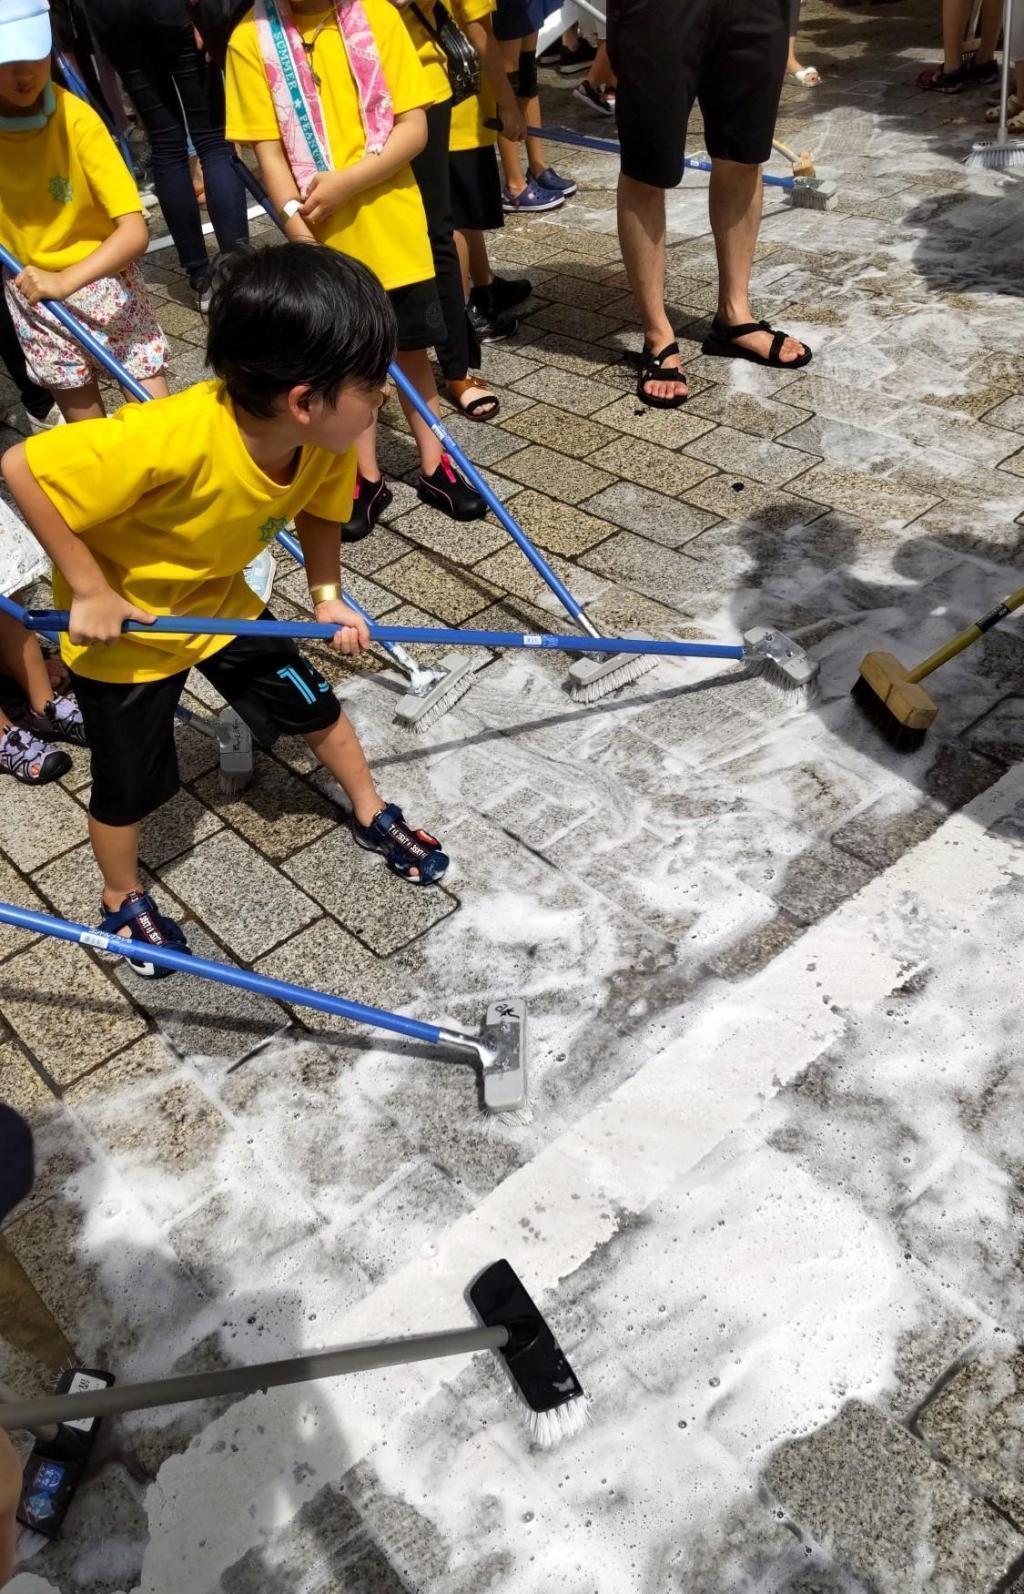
[409,1,480,106]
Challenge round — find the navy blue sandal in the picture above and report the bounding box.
[353,804,449,886]
[98,890,190,979]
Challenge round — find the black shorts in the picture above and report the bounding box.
[608,0,789,187]
[387,279,446,352]
[492,0,559,41]
[72,613,341,826]
[449,147,504,233]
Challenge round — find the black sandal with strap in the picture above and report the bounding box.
[636,340,689,409]
[703,317,812,370]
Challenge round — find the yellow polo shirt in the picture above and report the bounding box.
[449,0,497,152]
[23,381,357,684]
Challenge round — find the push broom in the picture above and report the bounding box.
[0,1258,587,1450]
[851,583,1024,750]
[0,243,472,740]
[236,161,818,701]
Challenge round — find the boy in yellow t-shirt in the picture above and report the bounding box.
[1,245,451,978]
[225,0,486,536]
[0,0,168,423]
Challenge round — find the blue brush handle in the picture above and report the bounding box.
[0,900,445,1044]
[233,158,591,629]
[274,524,410,669]
[20,605,744,659]
[0,243,151,403]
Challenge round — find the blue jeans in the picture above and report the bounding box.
[94,19,248,277]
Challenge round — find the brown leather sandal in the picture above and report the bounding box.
[447,378,500,421]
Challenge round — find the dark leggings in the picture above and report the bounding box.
[0,290,50,414]
[92,19,248,277]
[411,98,480,380]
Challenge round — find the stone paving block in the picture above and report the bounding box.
[0,936,148,1084]
[0,776,85,872]
[526,300,628,344]
[0,1036,91,1207]
[0,1235,73,1400]
[459,542,608,610]
[764,1400,1023,1593]
[773,845,876,927]
[110,923,290,1064]
[283,827,458,955]
[501,399,621,459]
[581,481,718,547]
[499,441,617,505]
[683,473,829,533]
[578,530,705,612]
[982,394,1024,433]
[137,788,223,870]
[917,1345,1024,1530]
[684,423,821,488]
[387,502,508,568]
[511,363,624,416]
[339,524,414,575]
[253,915,415,1035]
[482,486,617,557]
[192,752,338,863]
[340,1158,472,1281]
[160,829,320,962]
[831,797,946,873]
[790,462,941,526]
[590,392,717,449]
[587,432,718,498]
[527,270,624,313]
[31,840,188,933]
[687,386,814,439]
[375,549,501,623]
[476,345,541,388]
[0,852,48,964]
[219,1483,364,1594]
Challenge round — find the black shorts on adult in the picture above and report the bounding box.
[449,146,504,233]
[387,279,446,352]
[72,613,341,826]
[608,0,789,188]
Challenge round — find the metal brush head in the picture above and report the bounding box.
[479,998,527,1114]
[743,627,819,689]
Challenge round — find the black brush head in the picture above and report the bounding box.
[469,1259,583,1417]
[0,1104,34,1222]
[850,674,928,753]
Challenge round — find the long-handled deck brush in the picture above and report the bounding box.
[233,161,655,705]
[11,600,820,694]
[965,0,1024,168]
[852,584,1024,751]
[274,527,476,732]
[0,898,528,1114]
[489,122,838,210]
[0,1260,585,1449]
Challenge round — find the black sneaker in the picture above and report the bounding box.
[557,39,597,74]
[467,300,518,345]
[417,454,486,520]
[537,39,561,66]
[189,268,213,314]
[341,473,393,542]
[481,275,532,314]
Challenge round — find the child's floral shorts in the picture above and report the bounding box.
[4,263,169,392]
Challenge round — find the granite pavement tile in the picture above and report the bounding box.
[501,401,621,458]
[387,503,508,565]
[683,423,821,488]
[790,462,941,526]
[586,433,719,498]
[0,776,87,873]
[253,915,416,1035]
[160,829,320,962]
[682,473,830,533]
[0,853,48,964]
[578,530,706,612]
[138,788,223,870]
[192,752,338,863]
[687,385,815,438]
[581,481,719,547]
[511,364,624,416]
[31,841,188,933]
[375,549,502,624]
[283,826,458,955]
[500,442,616,505]
[0,936,148,1085]
[916,1347,1024,1530]
[485,486,617,556]
[590,392,718,449]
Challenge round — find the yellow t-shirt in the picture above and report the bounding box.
[448,0,497,152]
[23,381,357,685]
[0,85,142,272]
[225,2,434,291]
[400,2,452,106]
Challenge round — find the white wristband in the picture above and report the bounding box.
[281,198,302,221]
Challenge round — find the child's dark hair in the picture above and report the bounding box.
[206,243,397,417]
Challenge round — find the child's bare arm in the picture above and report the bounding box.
[465,16,526,141]
[294,509,371,655]
[14,213,150,306]
[252,141,318,241]
[300,108,428,227]
[1,444,154,644]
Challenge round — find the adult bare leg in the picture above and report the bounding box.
[616,171,688,402]
[710,157,805,364]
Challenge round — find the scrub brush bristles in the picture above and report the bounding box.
[525,1394,592,1448]
[567,652,656,704]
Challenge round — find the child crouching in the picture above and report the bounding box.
[1,244,449,978]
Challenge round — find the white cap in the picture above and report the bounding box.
[0,0,52,66]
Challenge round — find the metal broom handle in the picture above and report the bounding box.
[999,0,1015,142]
[0,1326,509,1432]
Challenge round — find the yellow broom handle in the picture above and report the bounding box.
[908,585,1024,683]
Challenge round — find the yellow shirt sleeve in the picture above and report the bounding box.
[225,19,282,144]
[23,410,171,535]
[379,1,438,115]
[72,99,142,220]
[304,448,358,524]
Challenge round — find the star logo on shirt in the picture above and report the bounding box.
[47,175,73,205]
[256,514,289,546]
